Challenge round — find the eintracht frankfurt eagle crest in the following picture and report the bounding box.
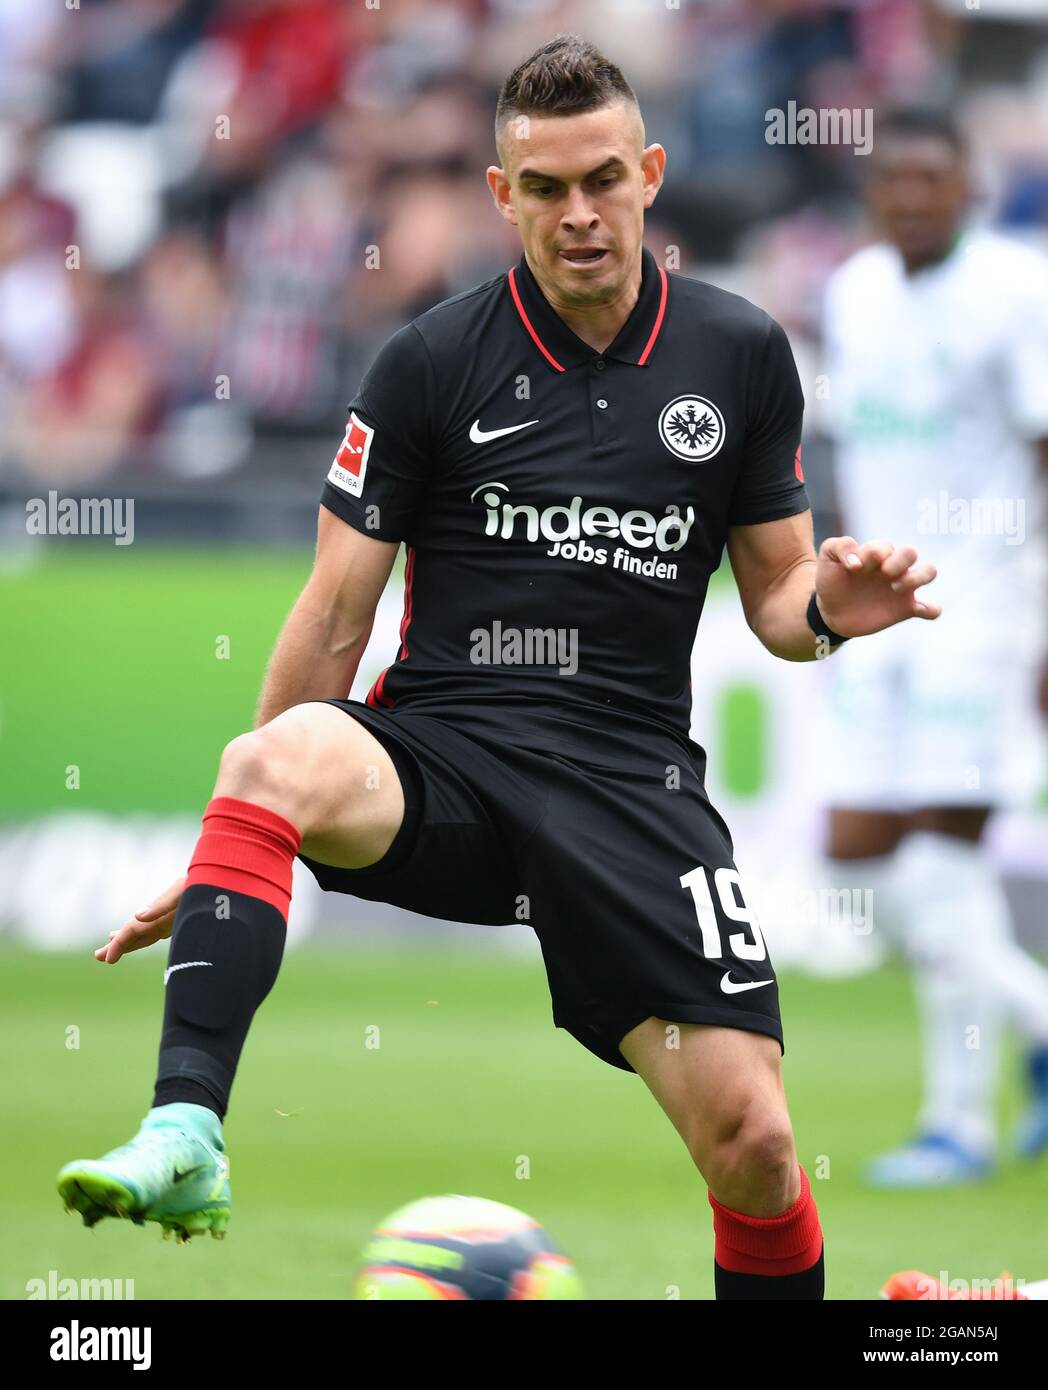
[658,395,725,462]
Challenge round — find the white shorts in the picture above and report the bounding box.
[818,609,1047,811]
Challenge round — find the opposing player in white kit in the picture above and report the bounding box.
[820,109,1048,1186]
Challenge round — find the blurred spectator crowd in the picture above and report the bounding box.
[1,0,1046,493]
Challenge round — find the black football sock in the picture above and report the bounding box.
[715,1245,825,1300]
[151,798,301,1121]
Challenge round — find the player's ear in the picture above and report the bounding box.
[486,165,518,225]
[641,144,666,208]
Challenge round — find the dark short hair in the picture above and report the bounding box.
[875,106,967,158]
[495,34,637,154]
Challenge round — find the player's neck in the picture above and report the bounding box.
[531,249,643,354]
[900,229,965,276]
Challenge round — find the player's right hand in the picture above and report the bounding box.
[96,876,186,963]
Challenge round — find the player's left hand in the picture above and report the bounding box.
[815,537,941,639]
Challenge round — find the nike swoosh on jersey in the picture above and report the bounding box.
[469,419,539,444]
[719,972,773,995]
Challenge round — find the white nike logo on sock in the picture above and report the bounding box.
[164,960,213,986]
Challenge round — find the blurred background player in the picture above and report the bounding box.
[819,107,1048,1187]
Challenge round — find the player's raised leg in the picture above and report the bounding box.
[57,701,405,1240]
[620,1020,823,1300]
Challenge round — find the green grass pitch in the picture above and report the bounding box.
[0,547,319,817]
[1,944,1042,1300]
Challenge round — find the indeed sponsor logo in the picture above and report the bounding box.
[471,482,695,554]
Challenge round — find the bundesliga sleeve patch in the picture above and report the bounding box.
[327,411,374,497]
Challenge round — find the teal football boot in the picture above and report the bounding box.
[58,1102,230,1243]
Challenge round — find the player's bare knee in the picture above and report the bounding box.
[702,1108,796,1208]
[216,724,311,825]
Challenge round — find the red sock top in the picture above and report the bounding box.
[185,796,302,920]
[709,1164,823,1277]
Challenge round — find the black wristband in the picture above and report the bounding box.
[806,590,850,646]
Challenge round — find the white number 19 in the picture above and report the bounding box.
[679,866,767,962]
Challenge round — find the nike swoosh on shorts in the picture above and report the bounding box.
[720,972,773,995]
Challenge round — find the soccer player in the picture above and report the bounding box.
[58,37,940,1300]
[819,108,1048,1187]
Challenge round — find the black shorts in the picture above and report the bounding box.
[298,698,784,1073]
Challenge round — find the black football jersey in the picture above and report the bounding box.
[321,244,808,738]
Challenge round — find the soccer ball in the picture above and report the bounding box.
[352,1194,584,1300]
